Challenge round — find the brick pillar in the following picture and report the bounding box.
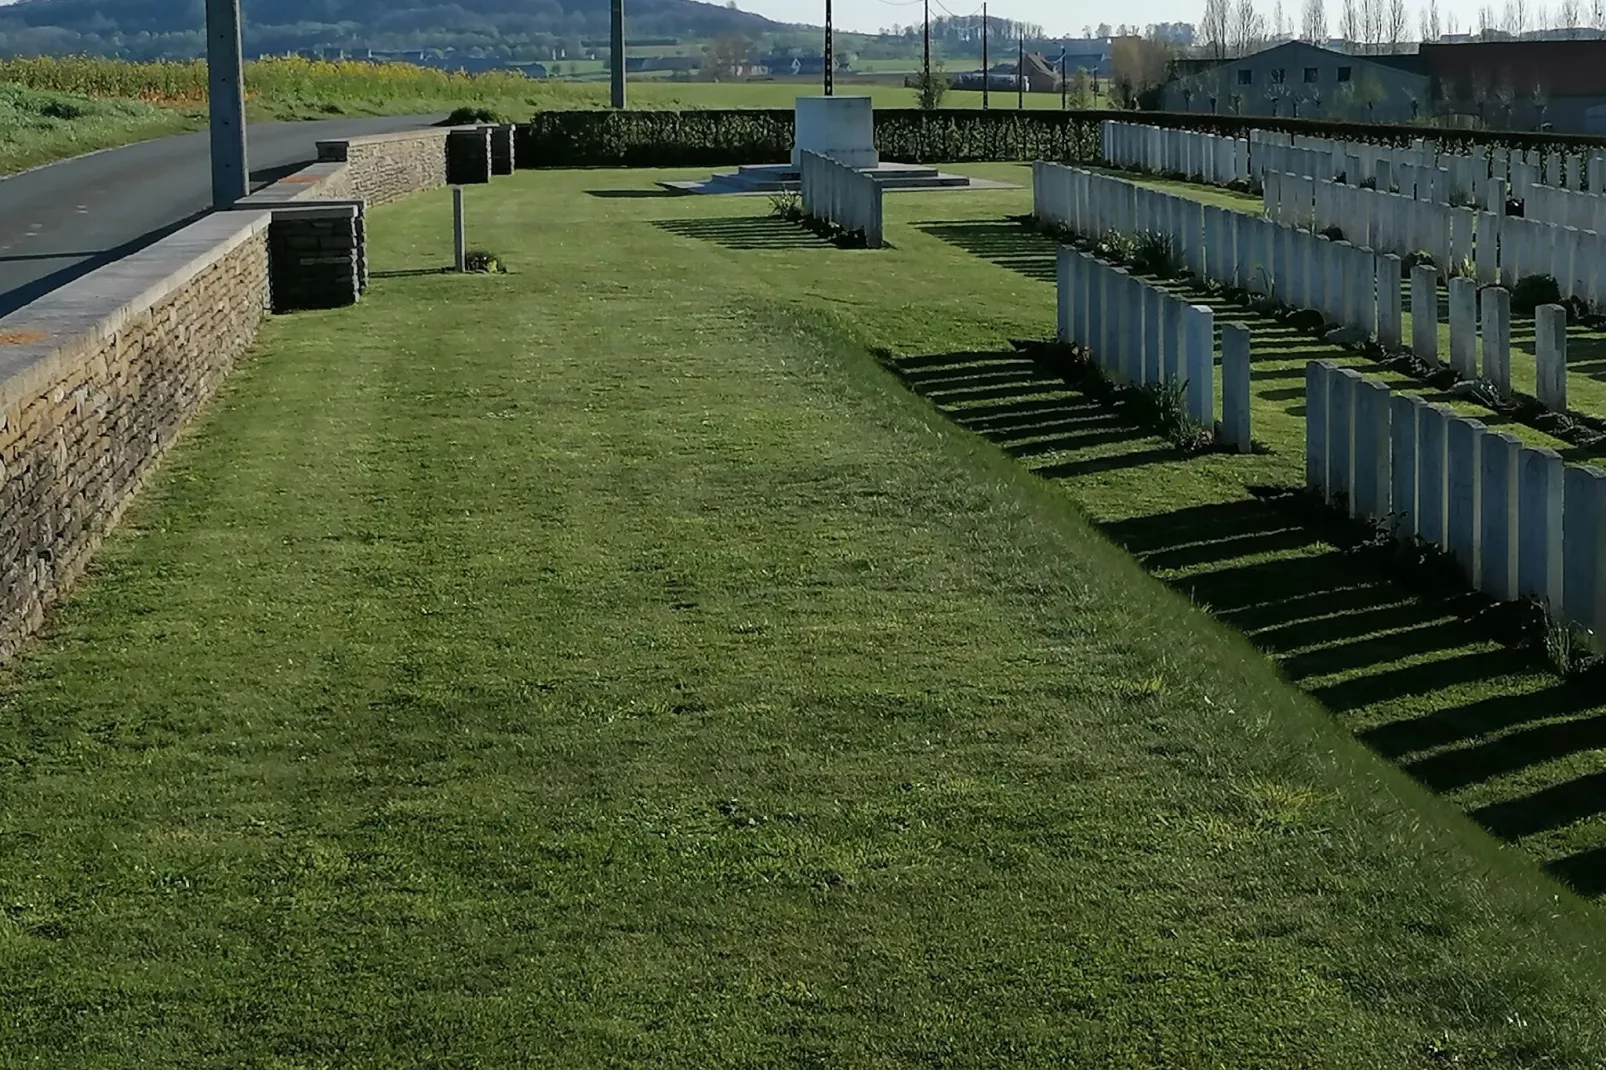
[269,205,362,312]
[447,127,493,185]
[491,124,517,175]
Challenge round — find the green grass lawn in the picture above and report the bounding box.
[9,165,1606,1066]
[0,84,205,176]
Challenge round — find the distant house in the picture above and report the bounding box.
[624,55,701,73]
[757,54,830,76]
[1163,41,1429,121]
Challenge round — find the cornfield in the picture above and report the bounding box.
[0,55,543,106]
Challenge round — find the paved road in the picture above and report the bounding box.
[0,115,441,317]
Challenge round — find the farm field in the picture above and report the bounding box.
[0,54,1104,175]
[6,165,1606,1065]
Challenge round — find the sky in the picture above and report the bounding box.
[736,0,1502,37]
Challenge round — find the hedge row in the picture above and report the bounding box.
[517,106,1606,170]
[520,108,1106,168]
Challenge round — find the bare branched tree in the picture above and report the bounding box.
[1201,0,1233,58]
[1360,0,1385,51]
[1303,0,1330,38]
[1560,0,1582,33]
[1594,0,1606,28]
[1421,0,1442,38]
[1446,11,1460,32]
[1504,0,1529,36]
[1339,0,1363,45]
[1478,3,1499,34]
[1385,0,1408,49]
[1231,0,1268,54]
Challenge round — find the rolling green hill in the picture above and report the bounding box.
[0,0,790,60]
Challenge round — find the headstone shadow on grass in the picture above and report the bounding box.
[889,345,1606,898]
[913,221,1058,283]
[653,216,832,251]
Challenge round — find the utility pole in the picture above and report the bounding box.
[1017,35,1024,108]
[610,0,625,108]
[981,2,989,109]
[205,0,248,207]
[1060,47,1067,109]
[824,0,834,95]
[922,0,930,89]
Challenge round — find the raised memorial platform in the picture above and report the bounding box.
[659,161,1014,196]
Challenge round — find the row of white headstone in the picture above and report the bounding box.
[1033,161,1393,345]
[798,150,883,248]
[1101,120,1606,225]
[1055,247,1254,452]
[1098,121,1250,185]
[1307,359,1604,632]
[1266,168,1606,312]
[1248,128,1606,205]
[1038,160,1575,417]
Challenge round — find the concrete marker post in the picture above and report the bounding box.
[453,186,467,273]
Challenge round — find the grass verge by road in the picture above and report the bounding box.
[5,166,1606,1065]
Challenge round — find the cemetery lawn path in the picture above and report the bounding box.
[8,167,1606,1067]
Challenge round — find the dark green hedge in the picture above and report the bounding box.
[519,108,1106,168]
[517,105,1604,170]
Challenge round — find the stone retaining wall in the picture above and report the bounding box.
[0,214,271,658]
[317,128,451,206]
[0,121,468,658]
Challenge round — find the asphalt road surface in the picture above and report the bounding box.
[0,115,441,317]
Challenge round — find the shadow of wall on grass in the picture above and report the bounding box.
[884,343,1606,900]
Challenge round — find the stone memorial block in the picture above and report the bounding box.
[794,95,877,169]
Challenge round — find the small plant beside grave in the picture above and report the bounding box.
[1512,273,1561,314]
[767,189,802,221]
[463,249,506,273]
[1130,231,1181,278]
[1401,249,1436,274]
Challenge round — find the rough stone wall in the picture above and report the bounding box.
[0,225,269,657]
[319,130,450,206]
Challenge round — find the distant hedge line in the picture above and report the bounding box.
[519,109,1105,167]
[518,107,1606,169]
